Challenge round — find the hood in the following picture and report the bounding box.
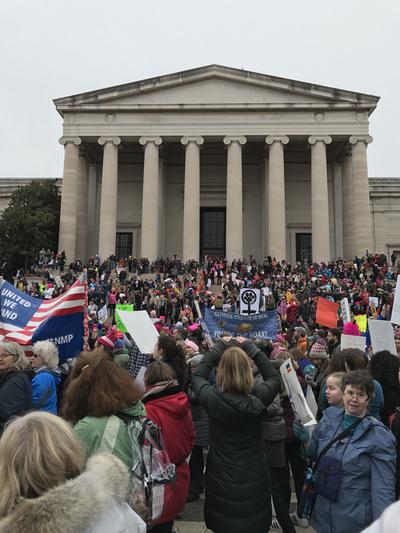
[143,387,190,419]
[36,368,62,386]
[0,454,129,533]
[118,400,146,419]
[217,390,266,418]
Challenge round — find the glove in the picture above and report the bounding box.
[293,420,310,443]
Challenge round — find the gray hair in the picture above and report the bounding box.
[0,342,29,371]
[32,341,59,369]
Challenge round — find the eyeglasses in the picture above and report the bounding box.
[0,352,13,359]
[344,390,368,400]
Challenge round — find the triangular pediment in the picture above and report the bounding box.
[54,64,379,114]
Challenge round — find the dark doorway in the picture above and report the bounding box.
[200,208,226,259]
[116,232,133,259]
[296,233,312,262]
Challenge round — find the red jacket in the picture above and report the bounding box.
[143,384,195,525]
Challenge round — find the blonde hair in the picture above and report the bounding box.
[0,342,30,371]
[216,347,254,395]
[0,412,84,517]
[32,340,59,369]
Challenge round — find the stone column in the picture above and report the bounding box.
[76,153,89,261]
[87,164,98,258]
[58,136,81,263]
[139,137,162,261]
[308,136,332,263]
[223,136,247,262]
[266,136,289,260]
[181,136,204,261]
[333,163,343,259]
[342,153,354,259]
[98,136,121,261]
[349,135,373,255]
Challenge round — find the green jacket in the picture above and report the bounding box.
[74,401,146,468]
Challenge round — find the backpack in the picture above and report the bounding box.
[115,413,176,523]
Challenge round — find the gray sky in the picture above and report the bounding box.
[0,0,399,178]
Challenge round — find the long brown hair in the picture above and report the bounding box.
[61,350,143,423]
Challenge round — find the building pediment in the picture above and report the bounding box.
[54,65,379,115]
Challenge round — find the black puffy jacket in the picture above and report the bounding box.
[0,370,32,433]
[191,340,281,533]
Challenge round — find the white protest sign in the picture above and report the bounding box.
[97,304,108,324]
[240,288,260,315]
[340,334,366,351]
[369,297,379,308]
[280,359,316,427]
[194,300,203,319]
[368,318,396,355]
[118,310,159,354]
[340,298,351,324]
[391,275,400,325]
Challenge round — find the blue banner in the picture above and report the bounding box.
[203,308,277,340]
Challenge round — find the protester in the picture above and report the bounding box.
[0,412,146,532]
[61,350,145,468]
[30,340,60,414]
[369,350,400,426]
[191,336,281,533]
[294,370,396,533]
[327,328,341,355]
[142,362,195,533]
[0,342,32,434]
[325,372,345,408]
[152,335,190,391]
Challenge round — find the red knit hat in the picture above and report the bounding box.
[309,339,328,359]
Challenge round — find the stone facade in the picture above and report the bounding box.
[3,65,400,263]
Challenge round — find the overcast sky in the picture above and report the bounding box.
[0,0,399,178]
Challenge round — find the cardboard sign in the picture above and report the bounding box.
[354,314,367,333]
[240,288,260,315]
[316,297,339,328]
[117,310,159,354]
[368,318,396,355]
[391,275,400,325]
[97,304,108,324]
[340,298,351,324]
[369,297,379,308]
[340,334,366,351]
[280,359,316,427]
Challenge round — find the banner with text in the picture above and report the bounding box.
[204,308,277,339]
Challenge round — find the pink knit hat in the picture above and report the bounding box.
[185,339,199,352]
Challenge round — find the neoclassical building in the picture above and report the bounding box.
[53,65,383,264]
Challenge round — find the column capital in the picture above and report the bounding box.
[308,135,332,145]
[349,135,373,145]
[265,135,289,145]
[181,136,204,146]
[223,136,247,146]
[98,136,121,146]
[59,136,81,146]
[139,136,162,146]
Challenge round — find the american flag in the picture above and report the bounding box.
[0,276,86,359]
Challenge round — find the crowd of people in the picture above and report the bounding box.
[1,252,400,532]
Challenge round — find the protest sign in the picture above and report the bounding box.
[97,304,108,324]
[240,288,260,315]
[369,297,379,308]
[391,275,400,325]
[316,297,339,328]
[280,359,316,427]
[115,303,134,332]
[340,334,366,351]
[368,318,396,355]
[354,314,367,333]
[0,276,85,360]
[117,310,159,354]
[194,300,203,319]
[340,298,351,324]
[204,308,277,340]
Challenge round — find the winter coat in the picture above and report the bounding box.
[74,401,146,468]
[304,407,396,533]
[191,340,281,533]
[188,384,210,447]
[0,370,32,433]
[31,368,61,414]
[142,382,195,525]
[0,453,146,533]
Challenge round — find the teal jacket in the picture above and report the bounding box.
[74,401,146,468]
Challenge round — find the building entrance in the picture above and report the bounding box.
[200,208,226,259]
[296,233,312,262]
[116,232,132,259]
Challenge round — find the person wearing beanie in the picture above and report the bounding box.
[293,326,307,354]
[307,339,329,415]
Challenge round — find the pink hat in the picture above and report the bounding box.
[98,335,114,350]
[188,323,200,332]
[185,339,199,352]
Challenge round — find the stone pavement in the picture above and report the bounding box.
[174,496,315,533]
